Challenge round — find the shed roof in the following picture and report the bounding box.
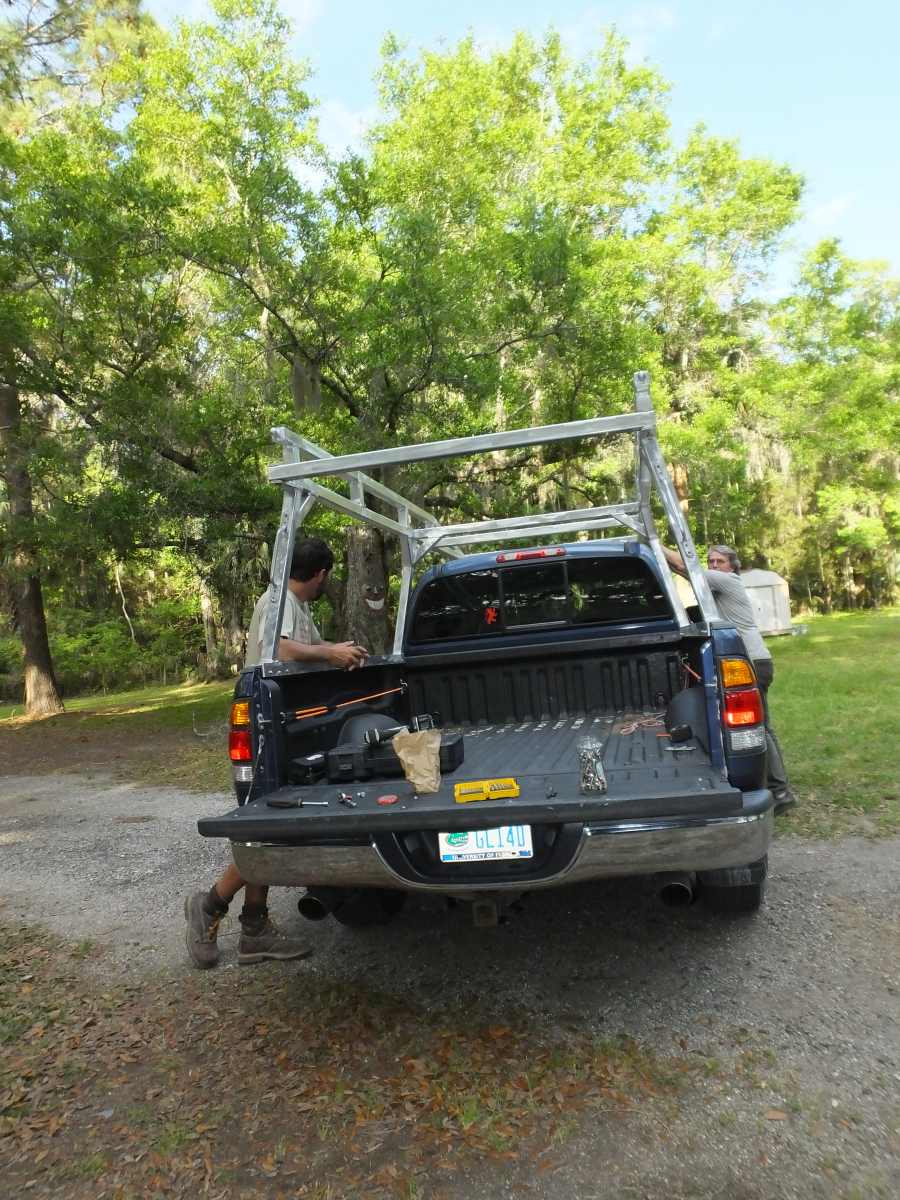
[741,568,787,587]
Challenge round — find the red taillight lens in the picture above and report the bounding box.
[723,688,764,727]
[229,730,253,762]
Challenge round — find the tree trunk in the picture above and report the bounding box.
[321,575,347,643]
[0,380,64,717]
[343,527,390,655]
[222,598,245,672]
[671,463,690,512]
[198,575,219,678]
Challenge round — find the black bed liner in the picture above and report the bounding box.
[199,712,741,841]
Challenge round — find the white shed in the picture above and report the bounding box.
[673,567,793,635]
[739,569,792,635]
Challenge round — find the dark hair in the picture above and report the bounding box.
[290,537,334,581]
[708,544,742,574]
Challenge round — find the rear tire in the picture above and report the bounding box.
[701,878,766,914]
[332,889,406,927]
[698,856,767,915]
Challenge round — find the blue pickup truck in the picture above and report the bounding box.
[198,536,773,927]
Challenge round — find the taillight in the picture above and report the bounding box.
[496,547,566,563]
[723,688,764,727]
[231,701,251,726]
[229,730,253,761]
[719,657,755,688]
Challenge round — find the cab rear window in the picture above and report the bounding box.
[407,569,500,642]
[408,557,671,643]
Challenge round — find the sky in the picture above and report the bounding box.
[147,0,900,287]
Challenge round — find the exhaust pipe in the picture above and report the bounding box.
[658,872,697,907]
[297,886,350,921]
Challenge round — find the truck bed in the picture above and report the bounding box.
[198,710,741,842]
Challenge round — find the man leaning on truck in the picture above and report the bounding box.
[663,543,797,817]
[184,537,368,969]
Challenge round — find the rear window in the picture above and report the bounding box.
[407,569,500,641]
[408,556,671,643]
[503,563,567,627]
[568,557,670,623]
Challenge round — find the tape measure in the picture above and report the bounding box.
[453,777,520,804]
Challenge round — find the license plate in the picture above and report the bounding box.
[438,825,533,863]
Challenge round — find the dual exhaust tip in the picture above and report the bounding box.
[657,871,697,907]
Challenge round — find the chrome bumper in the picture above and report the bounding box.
[231,807,772,894]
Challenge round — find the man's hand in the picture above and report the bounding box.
[327,641,369,670]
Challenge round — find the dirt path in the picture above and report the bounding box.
[1,773,899,1199]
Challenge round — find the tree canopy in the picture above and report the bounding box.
[1,0,897,714]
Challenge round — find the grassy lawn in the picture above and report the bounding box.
[0,680,235,793]
[1,609,898,833]
[0,679,234,726]
[768,608,900,836]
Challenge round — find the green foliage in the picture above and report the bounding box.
[1,1,897,703]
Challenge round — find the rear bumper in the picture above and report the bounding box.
[230,791,773,894]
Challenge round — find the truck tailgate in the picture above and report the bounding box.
[199,714,743,839]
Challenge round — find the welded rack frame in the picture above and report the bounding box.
[259,371,718,662]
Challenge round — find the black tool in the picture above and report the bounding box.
[362,713,436,746]
[363,725,407,747]
[267,796,330,809]
[289,752,327,785]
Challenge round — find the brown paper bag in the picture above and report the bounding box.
[392,729,442,794]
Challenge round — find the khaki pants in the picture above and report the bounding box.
[753,658,789,798]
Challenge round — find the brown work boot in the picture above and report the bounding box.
[184,892,222,969]
[774,788,798,816]
[238,918,312,965]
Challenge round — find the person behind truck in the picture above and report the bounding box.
[662,542,796,817]
[184,537,368,969]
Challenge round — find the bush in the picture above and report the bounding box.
[52,620,147,694]
[0,636,23,702]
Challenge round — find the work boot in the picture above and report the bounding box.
[238,918,312,965]
[774,788,797,816]
[184,891,222,969]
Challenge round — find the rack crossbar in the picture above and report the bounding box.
[271,426,440,528]
[413,501,642,543]
[436,514,639,548]
[268,411,655,483]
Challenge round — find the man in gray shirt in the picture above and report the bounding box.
[244,541,367,670]
[184,537,368,968]
[664,543,796,816]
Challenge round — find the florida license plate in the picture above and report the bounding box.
[438,825,533,863]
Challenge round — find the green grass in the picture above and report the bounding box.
[0,679,235,792]
[768,608,900,835]
[0,678,234,726]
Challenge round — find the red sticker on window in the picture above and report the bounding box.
[484,606,498,625]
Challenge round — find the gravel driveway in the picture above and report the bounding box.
[2,772,898,1199]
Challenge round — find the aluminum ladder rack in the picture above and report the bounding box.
[260,370,718,661]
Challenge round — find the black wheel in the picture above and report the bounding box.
[698,856,767,915]
[701,878,766,914]
[332,889,406,927]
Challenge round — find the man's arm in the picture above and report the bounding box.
[662,546,687,577]
[278,637,368,670]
